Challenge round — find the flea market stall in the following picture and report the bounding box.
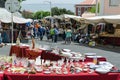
[1,13,120,80]
[0,42,120,80]
[84,15,120,46]
[0,8,32,43]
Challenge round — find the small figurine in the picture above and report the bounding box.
[31,37,35,49]
[16,38,20,45]
[70,66,75,73]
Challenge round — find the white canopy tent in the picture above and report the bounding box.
[103,15,120,24]
[84,15,120,24]
[58,14,83,22]
[82,12,95,18]
[44,14,83,22]
[84,16,104,24]
[0,8,33,23]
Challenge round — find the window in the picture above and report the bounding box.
[109,0,120,6]
[84,7,88,11]
[78,11,81,16]
[78,8,81,11]
[78,8,81,16]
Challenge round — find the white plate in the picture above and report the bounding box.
[36,69,43,72]
[99,62,113,66]
[87,56,102,58]
[35,67,43,72]
[52,66,62,69]
[95,68,110,74]
[39,48,46,50]
[63,71,68,74]
[44,71,51,74]
[84,53,96,56]
[70,57,81,59]
[60,51,72,57]
[0,71,3,74]
[62,49,71,52]
[99,61,114,69]
[89,64,99,69]
[56,71,62,74]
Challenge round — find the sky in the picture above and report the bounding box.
[22,0,84,4]
[21,0,85,12]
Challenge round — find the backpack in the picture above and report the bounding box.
[54,28,59,35]
[50,29,55,35]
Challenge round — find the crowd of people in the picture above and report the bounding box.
[28,21,74,44]
[0,20,97,48]
[26,20,97,47]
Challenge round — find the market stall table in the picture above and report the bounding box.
[0,74,3,80]
[3,71,120,80]
[41,52,106,62]
[24,48,61,61]
[41,51,62,61]
[85,56,107,62]
[25,48,44,59]
[99,36,120,46]
[1,55,119,80]
[9,45,29,57]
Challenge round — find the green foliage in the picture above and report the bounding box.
[89,3,100,13]
[33,11,50,19]
[89,6,96,13]
[32,7,74,19]
[51,7,61,15]
[51,7,74,16]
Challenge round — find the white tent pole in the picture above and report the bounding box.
[11,13,13,44]
[96,0,98,16]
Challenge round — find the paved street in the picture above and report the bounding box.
[0,38,120,69]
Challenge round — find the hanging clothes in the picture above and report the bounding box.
[1,30,10,43]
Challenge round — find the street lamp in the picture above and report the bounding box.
[44,0,52,27]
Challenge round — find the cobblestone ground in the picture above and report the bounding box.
[0,37,120,69]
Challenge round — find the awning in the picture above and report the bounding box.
[0,8,33,24]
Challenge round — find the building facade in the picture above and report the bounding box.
[75,0,120,16]
[75,0,96,16]
[100,0,120,15]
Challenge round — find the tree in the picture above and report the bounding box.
[89,3,100,13]
[89,6,96,13]
[51,7,74,16]
[0,0,25,8]
[33,11,50,19]
[22,10,34,19]
[51,7,61,15]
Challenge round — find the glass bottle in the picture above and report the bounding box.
[93,56,97,65]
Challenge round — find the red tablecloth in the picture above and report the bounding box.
[0,74,3,80]
[41,52,106,62]
[41,51,62,61]
[25,49,43,59]
[85,56,106,62]
[24,48,61,61]
[4,71,120,80]
[9,45,29,57]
